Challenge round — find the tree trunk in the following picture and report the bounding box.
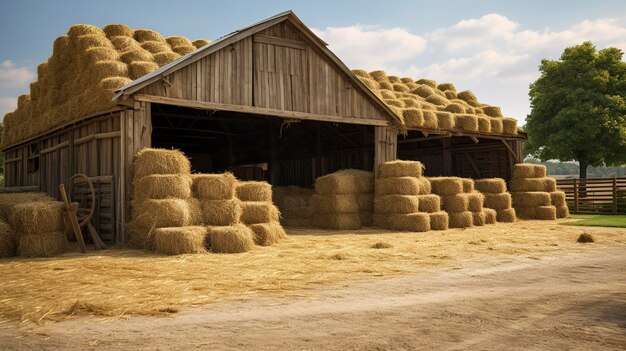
[579,160,588,179]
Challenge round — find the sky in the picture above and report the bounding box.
[1,0,625,123]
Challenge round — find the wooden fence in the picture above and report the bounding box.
[556,177,626,214]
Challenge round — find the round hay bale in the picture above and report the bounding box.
[425,94,449,106]
[76,34,113,51]
[455,114,478,132]
[83,47,120,64]
[484,193,512,210]
[457,90,477,103]
[496,208,517,222]
[490,118,503,134]
[482,106,503,117]
[418,194,441,213]
[192,39,211,48]
[484,208,497,224]
[404,82,419,91]
[207,224,255,253]
[352,69,371,79]
[128,61,160,80]
[131,198,194,228]
[472,211,486,226]
[436,111,455,130]
[241,202,280,224]
[119,49,155,64]
[402,108,423,128]
[374,195,419,214]
[314,169,373,194]
[91,60,129,80]
[477,116,492,133]
[510,178,556,192]
[236,181,272,202]
[134,29,165,43]
[369,70,388,82]
[511,192,551,207]
[379,81,393,90]
[380,90,396,99]
[550,191,566,207]
[379,160,423,178]
[134,148,191,179]
[467,193,484,211]
[556,205,570,219]
[154,226,208,255]
[387,212,430,232]
[444,90,457,100]
[375,177,422,196]
[0,221,15,258]
[100,76,132,90]
[153,52,181,66]
[502,118,518,135]
[17,232,67,257]
[437,83,456,92]
[68,24,104,38]
[249,221,287,246]
[103,24,134,38]
[461,179,475,193]
[400,77,414,84]
[132,174,192,200]
[429,177,464,196]
[358,77,380,91]
[313,213,361,230]
[392,83,410,93]
[9,201,64,234]
[441,194,469,212]
[413,85,434,98]
[448,211,473,228]
[401,98,420,108]
[388,76,402,84]
[475,178,506,194]
[429,211,449,230]
[536,205,557,220]
[165,36,193,48]
[384,98,404,108]
[416,79,436,88]
[444,103,465,114]
[141,41,172,54]
[110,36,142,51]
[201,199,242,226]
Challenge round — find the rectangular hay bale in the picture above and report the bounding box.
[374,195,420,214]
[375,177,422,196]
[429,211,449,230]
[429,177,464,195]
[236,181,273,202]
[240,202,280,225]
[192,173,237,200]
[510,178,556,192]
[484,193,512,210]
[9,201,65,234]
[378,160,424,179]
[474,178,507,194]
[200,199,242,226]
[511,192,551,207]
[418,194,441,213]
[154,226,208,255]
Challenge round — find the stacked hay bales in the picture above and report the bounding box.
[2,24,211,148]
[428,177,474,228]
[550,189,570,219]
[311,170,374,230]
[236,181,286,246]
[273,186,313,227]
[475,178,517,223]
[509,164,561,220]
[352,69,519,137]
[374,160,438,232]
[9,202,67,257]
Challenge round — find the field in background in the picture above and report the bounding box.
[1,220,625,325]
[562,214,626,228]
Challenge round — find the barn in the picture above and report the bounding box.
[1,11,526,244]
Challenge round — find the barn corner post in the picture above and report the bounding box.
[374,125,398,178]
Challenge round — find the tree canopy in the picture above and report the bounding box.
[525,41,626,178]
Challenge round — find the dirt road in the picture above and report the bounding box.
[2,247,625,350]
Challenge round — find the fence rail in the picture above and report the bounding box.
[556,177,626,214]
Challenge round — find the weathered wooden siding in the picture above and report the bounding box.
[374,126,398,177]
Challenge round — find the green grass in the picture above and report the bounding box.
[562,214,626,228]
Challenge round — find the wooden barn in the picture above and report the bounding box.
[1,11,526,244]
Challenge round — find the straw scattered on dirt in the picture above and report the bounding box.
[1,220,624,324]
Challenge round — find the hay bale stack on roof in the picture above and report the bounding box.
[273,186,313,227]
[509,164,563,220]
[311,169,374,230]
[236,181,286,246]
[475,178,517,223]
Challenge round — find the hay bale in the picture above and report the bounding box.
[236,181,272,202]
[311,194,358,213]
[461,179,474,193]
[422,111,438,129]
[141,40,173,54]
[384,98,404,108]
[510,178,557,192]
[134,148,191,179]
[379,160,423,178]
[436,111,455,130]
[240,202,280,225]
[429,211,449,231]
[153,52,181,66]
[441,194,469,212]
[413,85,434,98]
[516,207,536,219]
[475,178,506,194]
[444,103,465,114]
[191,172,237,200]
[0,221,15,258]
[68,24,104,37]
[200,199,242,226]
[154,226,208,255]
[448,211,473,228]
[482,106,503,117]
[187,198,203,225]
[129,61,160,80]
[9,202,64,234]
[418,194,441,213]
[379,81,393,90]
[511,192,551,207]
[352,69,371,79]
[375,177,422,196]
[313,213,361,230]
[250,222,287,246]
[100,77,132,90]
[455,114,478,132]
[496,208,517,223]
[134,29,165,43]
[91,60,128,80]
[402,108,423,127]
[477,116,492,133]
[192,39,211,48]
[429,177,463,195]
[387,213,430,232]
[490,118,503,134]
[444,90,457,100]
[437,83,456,92]
[165,36,193,48]
[556,205,570,219]
[358,77,380,91]
[550,191,566,206]
[103,24,134,38]
[502,118,518,135]
[511,164,540,179]
[369,70,388,82]
[83,47,120,64]
[132,174,192,200]
[131,198,194,228]
[315,169,374,194]
[111,36,141,51]
[126,222,154,250]
[0,192,54,220]
[374,195,420,214]
[17,232,67,257]
[457,90,477,103]
[392,83,410,93]
[472,211,486,226]
[425,94,448,106]
[484,193,512,210]
[467,193,484,211]
[484,208,497,224]
[119,49,154,64]
[416,79,437,88]
[206,224,255,253]
[358,211,373,227]
[536,206,557,220]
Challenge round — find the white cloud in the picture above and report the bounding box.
[313,25,427,69]
[0,60,35,89]
[0,97,17,120]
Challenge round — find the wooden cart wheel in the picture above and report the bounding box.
[68,173,96,228]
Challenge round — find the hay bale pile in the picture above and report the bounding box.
[311,170,374,230]
[0,193,67,258]
[428,177,475,228]
[352,69,518,136]
[509,164,563,220]
[475,178,517,223]
[273,186,313,227]
[236,181,286,246]
[2,25,211,148]
[373,160,440,232]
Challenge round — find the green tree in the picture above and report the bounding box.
[525,41,626,178]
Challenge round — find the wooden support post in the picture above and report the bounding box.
[613,177,618,214]
[573,178,579,213]
[443,138,452,176]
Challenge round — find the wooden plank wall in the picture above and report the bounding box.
[374,126,398,177]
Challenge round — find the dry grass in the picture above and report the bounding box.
[0,221,625,324]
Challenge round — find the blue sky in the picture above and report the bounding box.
[1,0,625,122]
